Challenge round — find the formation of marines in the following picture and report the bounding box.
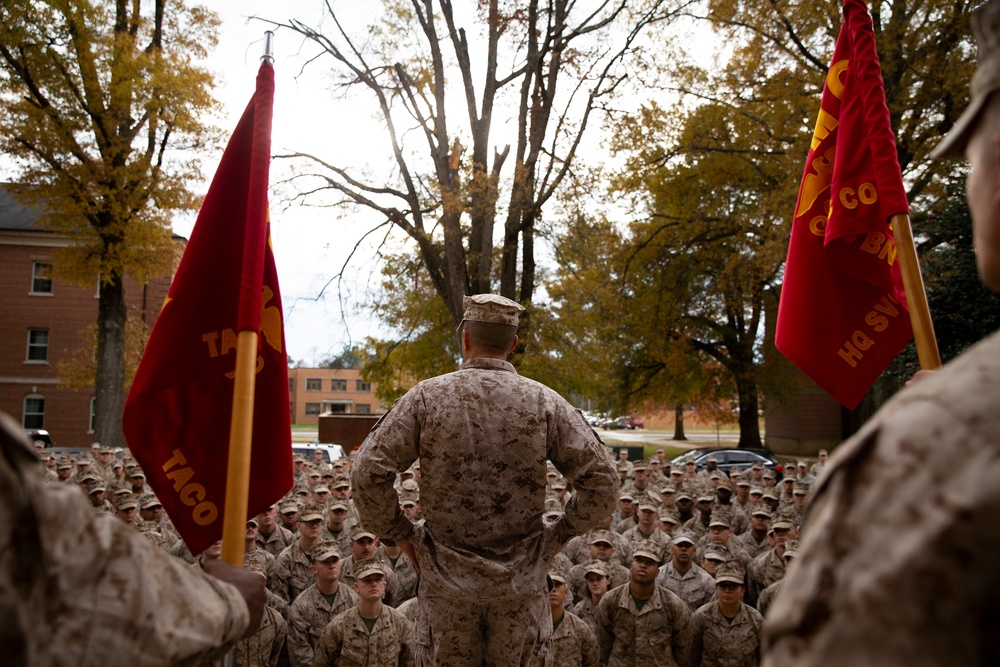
[35,435,822,667]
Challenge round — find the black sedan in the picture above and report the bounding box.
[671,447,784,481]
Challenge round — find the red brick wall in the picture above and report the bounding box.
[0,234,174,446]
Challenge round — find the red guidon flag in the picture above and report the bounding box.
[123,63,292,555]
[775,0,912,409]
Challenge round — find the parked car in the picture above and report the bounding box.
[292,442,347,464]
[23,429,54,447]
[671,447,783,481]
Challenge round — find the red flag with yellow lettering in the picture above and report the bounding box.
[123,63,292,555]
[775,0,912,409]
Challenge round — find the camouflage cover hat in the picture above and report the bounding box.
[279,500,300,514]
[751,505,772,518]
[86,478,106,494]
[400,478,419,492]
[671,529,697,546]
[675,489,693,501]
[658,484,676,494]
[658,510,680,525]
[762,489,780,501]
[932,0,1000,158]
[583,559,610,577]
[459,293,524,328]
[793,482,810,495]
[618,491,634,502]
[351,524,377,541]
[399,493,418,507]
[588,530,615,546]
[551,479,567,490]
[312,485,330,494]
[330,475,351,490]
[353,557,385,580]
[311,540,342,561]
[637,499,659,513]
[633,540,664,563]
[56,457,74,469]
[299,503,325,522]
[703,545,731,563]
[631,460,650,472]
[708,511,732,529]
[715,561,746,585]
[548,564,567,584]
[328,498,349,511]
[115,493,138,511]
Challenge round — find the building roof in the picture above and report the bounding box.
[0,184,44,232]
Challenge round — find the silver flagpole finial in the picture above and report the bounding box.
[261,31,275,65]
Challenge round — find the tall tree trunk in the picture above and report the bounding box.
[94,275,127,449]
[735,372,761,449]
[673,405,687,440]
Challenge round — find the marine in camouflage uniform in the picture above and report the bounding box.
[0,412,253,665]
[548,566,599,667]
[571,560,612,633]
[287,541,359,667]
[566,531,632,604]
[763,35,1000,657]
[655,530,717,613]
[312,558,414,667]
[257,503,297,558]
[746,518,796,606]
[689,563,763,667]
[619,500,671,556]
[563,520,633,569]
[594,541,693,667]
[755,540,798,618]
[274,504,327,604]
[235,558,288,667]
[352,294,618,666]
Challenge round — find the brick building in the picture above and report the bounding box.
[287,367,383,425]
[0,187,174,446]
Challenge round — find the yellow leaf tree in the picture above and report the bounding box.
[0,1,220,448]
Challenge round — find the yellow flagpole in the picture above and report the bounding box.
[891,213,942,370]
[220,330,258,566]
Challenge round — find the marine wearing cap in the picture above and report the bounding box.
[457,293,525,329]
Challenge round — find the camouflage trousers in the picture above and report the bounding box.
[414,593,552,667]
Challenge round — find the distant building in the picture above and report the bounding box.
[0,186,174,446]
[287,367,383,425]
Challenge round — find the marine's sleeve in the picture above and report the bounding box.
[351,391,421,543]
[0,408,251,667]
[286,598,315,667]
[268,607,289,667]
[594,590,616,664]
[667,590,694,667]
[578,616,601,667]
[312,614,345,667]
[548,403,618,543]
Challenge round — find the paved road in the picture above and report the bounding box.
[597,429,740,449]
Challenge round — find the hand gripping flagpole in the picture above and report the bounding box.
[891,214,942,370]
[220,31,276,568]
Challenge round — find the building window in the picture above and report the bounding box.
[23,395,45,430]
[31,262,53,294]
[89,397,96,433]
[356,380,372,393]
[26,329,49,363]
[356,404,371,414]
[288,378,295,392]
[305,403,322,416]
[331,379,347,392]
[305,378,321,391]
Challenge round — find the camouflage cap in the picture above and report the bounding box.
[311,540,342,562]
[299,503,325,522]
[86,478,106,494]
[631,460,650,472]
[658,484,676,494]
[762,489,780,501]
[548,564,567,584]
[734,478,751,487]
[588,530,615,547]
[633,540,664,564]
[750,505,772,518]
[715,561,746,585]
[330,474,351,490]
[328,498,349,511]
[618,491,634,502]
[551,479,567,490]
[279,500,301,514]
[793,482,810,495]
[583,559,610,577]
[398,493,418,507]
[671,529,697,546]
[708,511,731,529]
[459,293,524,328]
[115,493,138,511]
[351,524,377,541]
[312,485,330,494]
[400,478,419,492]
[676,490,693,501]
[637,498,659,512]
[703,545,731,563]
[658,509,680,525]
[353,557,385,580]
[111,460,123,470]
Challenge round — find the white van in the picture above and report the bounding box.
[292,442,347,464]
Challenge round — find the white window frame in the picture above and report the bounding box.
[26,329,49,363]
[23,394,45,430]
[30,261,53,295]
